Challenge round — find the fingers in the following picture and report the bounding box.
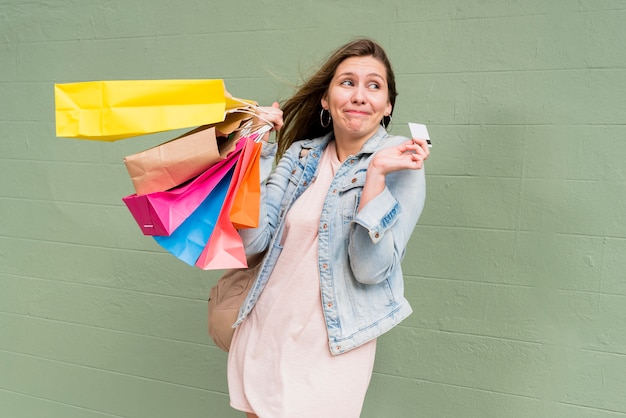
[399,139,429,170]
[410,138,430,159]
[371,143,426,174]
[257,102,284,131]
[399,140,429,161]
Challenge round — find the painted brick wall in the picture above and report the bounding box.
[1,1,625,417]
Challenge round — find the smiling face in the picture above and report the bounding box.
[321,55,392,148]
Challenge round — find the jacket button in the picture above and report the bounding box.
[374,232,380,238]
[322,224,328,229]
[327,302,333,308]
[322,263,328,269]
[351,178,357,183]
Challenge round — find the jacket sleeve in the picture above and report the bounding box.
[348,155,426,285]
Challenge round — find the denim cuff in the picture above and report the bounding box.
[353,187,400,243]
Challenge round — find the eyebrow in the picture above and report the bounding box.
[336,71,386,80]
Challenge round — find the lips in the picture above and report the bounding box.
[345,109,370,116]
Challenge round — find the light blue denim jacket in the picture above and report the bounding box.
[234,126,426,355]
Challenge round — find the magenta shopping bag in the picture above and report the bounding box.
[153,166,235,266]
[122,139,245,236]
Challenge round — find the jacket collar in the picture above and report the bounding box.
[300,126,389,156]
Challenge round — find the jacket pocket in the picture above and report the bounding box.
[339,169,366,221]
[344,275,397,329]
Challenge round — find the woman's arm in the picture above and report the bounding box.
[349,138,429,284]
[358,138,429,210]
[238,103,286,254]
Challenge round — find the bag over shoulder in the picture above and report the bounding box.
[208,251,265,351]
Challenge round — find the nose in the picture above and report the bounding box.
[351,86,366,104]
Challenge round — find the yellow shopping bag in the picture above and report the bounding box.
[54,79,253,141]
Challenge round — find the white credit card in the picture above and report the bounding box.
[408,123,432,147]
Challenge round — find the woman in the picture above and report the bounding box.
[228,38,430,418]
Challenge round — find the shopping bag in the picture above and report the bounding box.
[123,110,254,196]
[229,140,262,229]
[123,126,221,196]
[153,166,235,266]
[195,218,247,270]
[122,138,245,236]
[54,79,255,140]
[195,135,263,270]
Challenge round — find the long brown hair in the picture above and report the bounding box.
[276,38,397,160]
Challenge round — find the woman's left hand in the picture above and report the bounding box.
[359,138,429,210]
[369,138,430,175]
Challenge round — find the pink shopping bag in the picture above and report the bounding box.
[195,135,261,270]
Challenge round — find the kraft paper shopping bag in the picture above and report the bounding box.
[123,126,221,196]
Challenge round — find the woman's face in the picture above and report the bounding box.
[321,55,392,144]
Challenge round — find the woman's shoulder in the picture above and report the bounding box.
[382,132,410,147]
[286,132,333,153]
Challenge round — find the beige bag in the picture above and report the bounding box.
[123,126,221,195]
[208,252,265,352]
[123,111,254,196]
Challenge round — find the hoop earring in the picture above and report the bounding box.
[381,115,392,128]
[320,109,332,128]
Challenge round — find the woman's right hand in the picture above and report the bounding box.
[256,102,283,141]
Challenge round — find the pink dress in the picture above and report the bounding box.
[228,141,377,418]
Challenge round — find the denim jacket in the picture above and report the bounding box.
[234,126,426,355]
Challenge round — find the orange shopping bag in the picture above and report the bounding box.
[229,139,262,229]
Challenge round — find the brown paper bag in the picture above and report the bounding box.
[124,126,222,195]
[123,111,254,196]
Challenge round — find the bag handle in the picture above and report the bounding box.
[226,109,274,141]
[228,108,274,129]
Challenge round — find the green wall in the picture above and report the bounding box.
[2,1,625,417]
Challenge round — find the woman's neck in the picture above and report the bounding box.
[333,135,368,162]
